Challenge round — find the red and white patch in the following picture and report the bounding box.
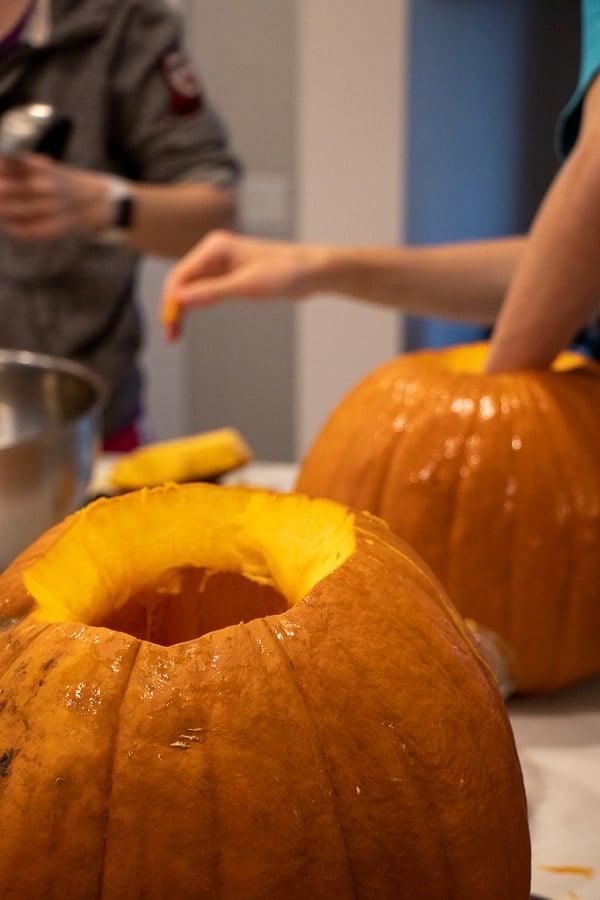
[160,50,204,115]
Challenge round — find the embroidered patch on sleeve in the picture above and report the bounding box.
[160,50,204,115]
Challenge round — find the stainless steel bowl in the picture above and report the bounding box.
[0,349,105,570]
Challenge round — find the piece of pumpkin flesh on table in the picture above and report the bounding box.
[110,427,252,490]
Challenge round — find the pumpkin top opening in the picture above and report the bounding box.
[421,341,596,375]
[24,484,356,632]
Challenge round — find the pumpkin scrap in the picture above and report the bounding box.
[0,483,530,899]
[296,341,600,693]
[110,427,252,490]
[160,291,180,326]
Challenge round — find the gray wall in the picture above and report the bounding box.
[140,1,297,460]
[183,0,297,461]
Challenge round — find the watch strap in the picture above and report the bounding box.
[97,176,134,243]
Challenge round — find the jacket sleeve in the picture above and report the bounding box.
[106,0,241,187]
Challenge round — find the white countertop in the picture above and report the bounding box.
[508,676,600,899]
[92,456,600,898]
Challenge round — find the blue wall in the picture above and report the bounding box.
[404,0,580,350]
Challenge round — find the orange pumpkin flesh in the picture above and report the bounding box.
[0,483,530,899]
[296,342,600,693]
[109,427,253,491]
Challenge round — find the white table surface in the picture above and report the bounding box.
[93,457,600,899]
[508,676,600,899]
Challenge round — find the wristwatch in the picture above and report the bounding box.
[98,175,134,243]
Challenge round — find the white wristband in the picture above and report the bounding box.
[96,176,134,244]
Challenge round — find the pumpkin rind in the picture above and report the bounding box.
[0,483,530,899]
[296,342,600,692]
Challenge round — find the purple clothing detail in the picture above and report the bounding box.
[0,4,34,57]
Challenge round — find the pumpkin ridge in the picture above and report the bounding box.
[500,373,521,684]
[524,376,574,688]
[443,373,482,597]
[531,368,595,680]
[438,373,477,592]
[527,375,597,686]
[258,572,449,895]
[258,544,484,897]
[376,375,433,543]
[307,544,512,896]
[197,648,228,899]
[375,374,428,520]
[353,521,488,672]
[365,408,399,521]
[441,372,513,627]
[372,381,407,518]
[97,639,143,899]
[498,372,526,685]
[198,651,225,899]
[353,520,501,687]
[0,620,54,680]
[392,737,457,897]
[335,395,385,513]
[256,616,359,894]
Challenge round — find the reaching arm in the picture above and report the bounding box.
[160,228,525,341]
[316,236,523,321]
[486,73,600,373]
[0,154,235,258]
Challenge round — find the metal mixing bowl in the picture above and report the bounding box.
[0,349,105,570]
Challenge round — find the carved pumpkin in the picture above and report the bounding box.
[0,483,530,899]
[296,342,600,693]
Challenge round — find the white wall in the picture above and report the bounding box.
[139,0,297,457]
[295,0,408,456]
[138,257,187,443]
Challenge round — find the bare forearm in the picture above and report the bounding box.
[0,155,236,257]
[315,237,525,323]
[124,181,236,258]
[486,74,600,373]
[486,144,600,371]
[162,231,526,342]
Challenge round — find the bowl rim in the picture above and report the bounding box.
[0,348,106,450]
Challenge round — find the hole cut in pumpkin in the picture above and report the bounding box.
[95,569,288,645]
[24,483,356,645]
[416,341,593,374]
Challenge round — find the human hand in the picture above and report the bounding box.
[161,230,322,341]
[0,153,109,241]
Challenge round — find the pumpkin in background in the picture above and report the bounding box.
[0,483,530,899]
[296,342,600,694]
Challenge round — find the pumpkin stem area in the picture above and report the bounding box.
[23,484,355,645]
[429,340,594,374]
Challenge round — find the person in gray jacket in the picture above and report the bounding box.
[0,0,240,449]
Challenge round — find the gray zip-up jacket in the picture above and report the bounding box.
[0,0,240,437]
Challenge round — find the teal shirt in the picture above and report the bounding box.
[557,0,600,360]
[558,0,600,154]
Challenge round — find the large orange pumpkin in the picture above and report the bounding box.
[296,342,600,694]
[0,483,530,899]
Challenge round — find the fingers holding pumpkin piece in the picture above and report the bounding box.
[160,290,183,341]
